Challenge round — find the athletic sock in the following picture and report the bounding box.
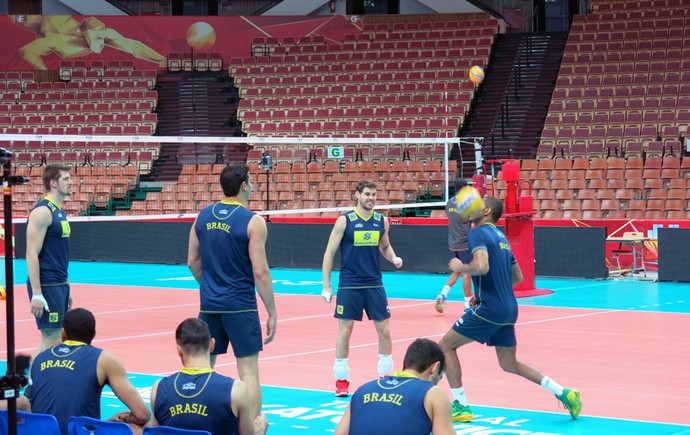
[451,387,468,406]
[377,354,394,377]
[540,376,565,396]
[334,358,350,381]
[441,285,451,297]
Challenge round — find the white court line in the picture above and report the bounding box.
[208,308,624,371]
[0,300,618,358]
[0,303,200,326]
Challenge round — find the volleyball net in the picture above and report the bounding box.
[0,133,484,219]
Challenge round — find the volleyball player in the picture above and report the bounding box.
[149,318,267,435]
[435,179,474,314]
[30,308,150,435]
[439,196,582,422]
[322,179,403,397]
[26,164,74,388]
[187,164,277,421]
[335,338,455,435]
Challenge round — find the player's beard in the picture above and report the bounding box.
[359,197,374,211]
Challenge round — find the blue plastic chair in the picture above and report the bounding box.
[0,410,61,435]
[68,416,133,435]
[143,426,212,435]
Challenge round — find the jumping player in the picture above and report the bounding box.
[439,196,582,422]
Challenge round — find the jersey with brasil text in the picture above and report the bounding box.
[154,369,237,435]
[30,341,103,435]
[446,196,470,251]
[338,209,385,289]
[30,198,70,284]
[349,371,432,435]
[195,200,256,312]
[469,223,518,324]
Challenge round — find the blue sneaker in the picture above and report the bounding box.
[435,294,446,313]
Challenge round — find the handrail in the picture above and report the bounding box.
[464,0,505,21]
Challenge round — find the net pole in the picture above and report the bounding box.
[444,82,450,200]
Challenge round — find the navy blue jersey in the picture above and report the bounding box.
[30,198,70,284]
[468,223,518,324]
[30,341,103,435]
[195,200,257,312]
[349,372,432,435]
[446,197,470,251]
[154,369,237,435]
[338,210,385,289]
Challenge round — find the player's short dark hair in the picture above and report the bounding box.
[484,196,504,222]
[356,179,377,193]
[176,318,212,355]
[454,179,468,192]
[402,338,445,374]
[42,164,71,192]
[63,308,96,344]
[220,164,249,197]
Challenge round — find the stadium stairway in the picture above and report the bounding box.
[459,32,568,175]
[142,72,244,182]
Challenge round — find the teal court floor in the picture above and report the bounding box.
[2,260,690,434]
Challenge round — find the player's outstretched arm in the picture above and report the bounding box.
[248,215,277,345]
[426,386,456,435]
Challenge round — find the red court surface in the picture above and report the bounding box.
[3,283,689,426]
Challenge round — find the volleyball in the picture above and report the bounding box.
[0,286,6,300]
[455,186,484,219]
[469,65,485,84]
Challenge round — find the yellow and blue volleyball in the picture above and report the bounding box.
[455,186,484,219]
[469,65,485,84]
[0,286,6,300]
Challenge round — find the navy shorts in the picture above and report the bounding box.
[199,310,263,358]
[452,308,517,347]
[451,249,473,264]
[27,282,70,330]
[334,287,391,321]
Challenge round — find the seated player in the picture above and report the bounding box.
[29,308,150,435]
[335,338,455,435]
[148,318,268,435]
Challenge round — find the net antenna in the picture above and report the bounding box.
[0,133,483,218]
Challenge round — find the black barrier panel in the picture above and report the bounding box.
[14,221,610,279]
[658,228,690,282]
[535,226,608,279]
[265,223,450,273]
[13,222,191,264]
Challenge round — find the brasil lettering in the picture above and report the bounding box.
[362,392,403,406]
[169,403,209,417]
[40,359,76,371]
[206,222,231,233]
